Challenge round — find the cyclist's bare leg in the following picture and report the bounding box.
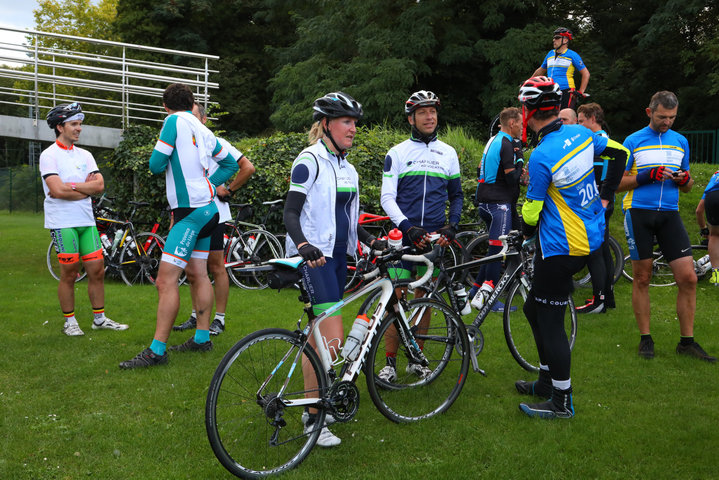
[207,250,228,314]
[154,261,185,342]
[709,225,719,267]
[84,258,105,310]
[185,257,213,331]
[630,258,654,335]
[670,256,697,337]
[304,315,343,414]
[58,260,81,313]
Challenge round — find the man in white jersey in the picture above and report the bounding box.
[120,84,238,369]
[173,102,255,335]
[40,102,128,336]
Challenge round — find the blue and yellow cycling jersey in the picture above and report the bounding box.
[526,124,607,257]
[702,170,719,199]
[621,127,690,211]
[540,48,586,90]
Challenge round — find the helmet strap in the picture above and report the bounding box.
[521,105,536,146]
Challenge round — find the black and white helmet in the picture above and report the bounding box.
[312,92,363,122]
[517,77,562,109]
[46,102,84,129]
[405,90,441,115]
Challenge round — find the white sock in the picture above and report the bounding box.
[552,378,571,391]
[214,312,225,325]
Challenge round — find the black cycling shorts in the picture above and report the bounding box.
[623,208,691,262]
[209,221,225,251]
[704,190,719,226]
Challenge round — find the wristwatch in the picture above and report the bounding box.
[227,187,235,196]
[71,182,77,190]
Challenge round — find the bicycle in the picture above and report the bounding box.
[358,230,577,373]
[622,243,710,287]
[205,246,470,478]
[46,198,165,286]
[572,234,625,288]
[223,200,285,289]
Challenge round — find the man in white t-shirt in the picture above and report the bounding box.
[40,102,129,336]
[173,102,255,335]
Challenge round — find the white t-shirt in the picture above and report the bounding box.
[39,141,99,229]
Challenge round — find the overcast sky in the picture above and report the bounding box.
[0,0,39,65]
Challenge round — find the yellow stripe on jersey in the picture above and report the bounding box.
[551,137,593,174]
[633,144,684,154]
[547,184,590,256]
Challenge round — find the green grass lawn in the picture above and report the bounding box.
[2,198,719,479]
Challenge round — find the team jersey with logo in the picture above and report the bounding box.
[39,140,100,229]
[540,48,586,90]
[621,127,690,211]
[150,111,237,209]
[702,170,719,199]
[381,138,463,231]
[476,131,520,204]
[526,124,607,257]
[210,137,243,222]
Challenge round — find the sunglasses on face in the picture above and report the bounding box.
[553,35,562,40]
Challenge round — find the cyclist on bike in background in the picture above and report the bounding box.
[378,90,464,382]
[576,102,622,313]
[283,92,386,447]
[469,107,525,311]
[119,83,238,369]
[532,27,589,111]
[514,77,627,419]
[695,169,719,286]
[40,102,128,336]
[174,102,256,336]
[617,91,716,362]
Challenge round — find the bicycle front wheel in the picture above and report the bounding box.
[503,279,578,372]
[572,235,624,288]
[206,328,326,479]
[119,232,165,286]
[365,299,469,423]
[622,252,676,286]
[227,230,284,289]
[47,241,87,282]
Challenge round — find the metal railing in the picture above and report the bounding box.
[0,26,219,129]
[681,130,718,164]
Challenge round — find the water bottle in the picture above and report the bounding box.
[696,254,711,275]
[244,234,257,255]
[111,230,123,251]
[471,281,494,310]
[453,284,472,316]
[388,228,403,250]
[100,232,112,249]
[341,314,370,361]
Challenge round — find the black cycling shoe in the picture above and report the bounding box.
[173,316,197,331]
[515,379,552,399]
[209,319,225,336]
[169,337,213,352]
[119,348,168,369]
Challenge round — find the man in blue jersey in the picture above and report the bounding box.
[120,83,238,369]
[618,91,716,362]
[695,170,719,285]
[378,90,464,382]
[469,107,524,311]
[514,77,627,419]
[532,27,589,111]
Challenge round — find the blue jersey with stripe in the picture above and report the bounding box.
[621,127,690,211]
[541,48,586,90]
[702,171,719,199]
[527,124,607,257]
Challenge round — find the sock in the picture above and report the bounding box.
[385,354,397,368]
[680,336,694,346]
[190,309,197,319]
[63,311,77,325]
[93,307,106,325]
[641,334,653,342]
[552,378,571,391]
[150,339,167,356]
[194,329,210,344]
[304,410,318,426]
[214,312,225,325]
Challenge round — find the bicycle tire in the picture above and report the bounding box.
[47,241,87,282]
[118,232,165,286]
[461,233,490,288]
[365,298,469,423]
[622,252,676,287]
[503,279,578,373]
[206,328,326,479]
[227,229,284,289]
[572,235,625,288]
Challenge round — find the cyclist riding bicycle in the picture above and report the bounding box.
[41,102,128,336]
[283,91,386,447]
[532,27,589,111]
[514,76,627,419]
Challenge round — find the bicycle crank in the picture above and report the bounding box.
[327,381,360,423]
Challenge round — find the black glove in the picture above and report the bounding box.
[438,224,457,242]
[298,243,323,262]
[370,238,389,251]
[406,226,429,247]
[701,227,710,237]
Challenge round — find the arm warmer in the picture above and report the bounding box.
[597,139,629,201]
[284,190,308,247]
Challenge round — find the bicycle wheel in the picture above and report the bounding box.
[622,252,676,286]
[691,244,710,281]
[206,328,326,478]
[572,235,625,288]
[365,298,469,423]
[119,232,165,286]
[503,279,578,372]
[461,233,490,288]
[47,241,88,282]
[227,229,284,289]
